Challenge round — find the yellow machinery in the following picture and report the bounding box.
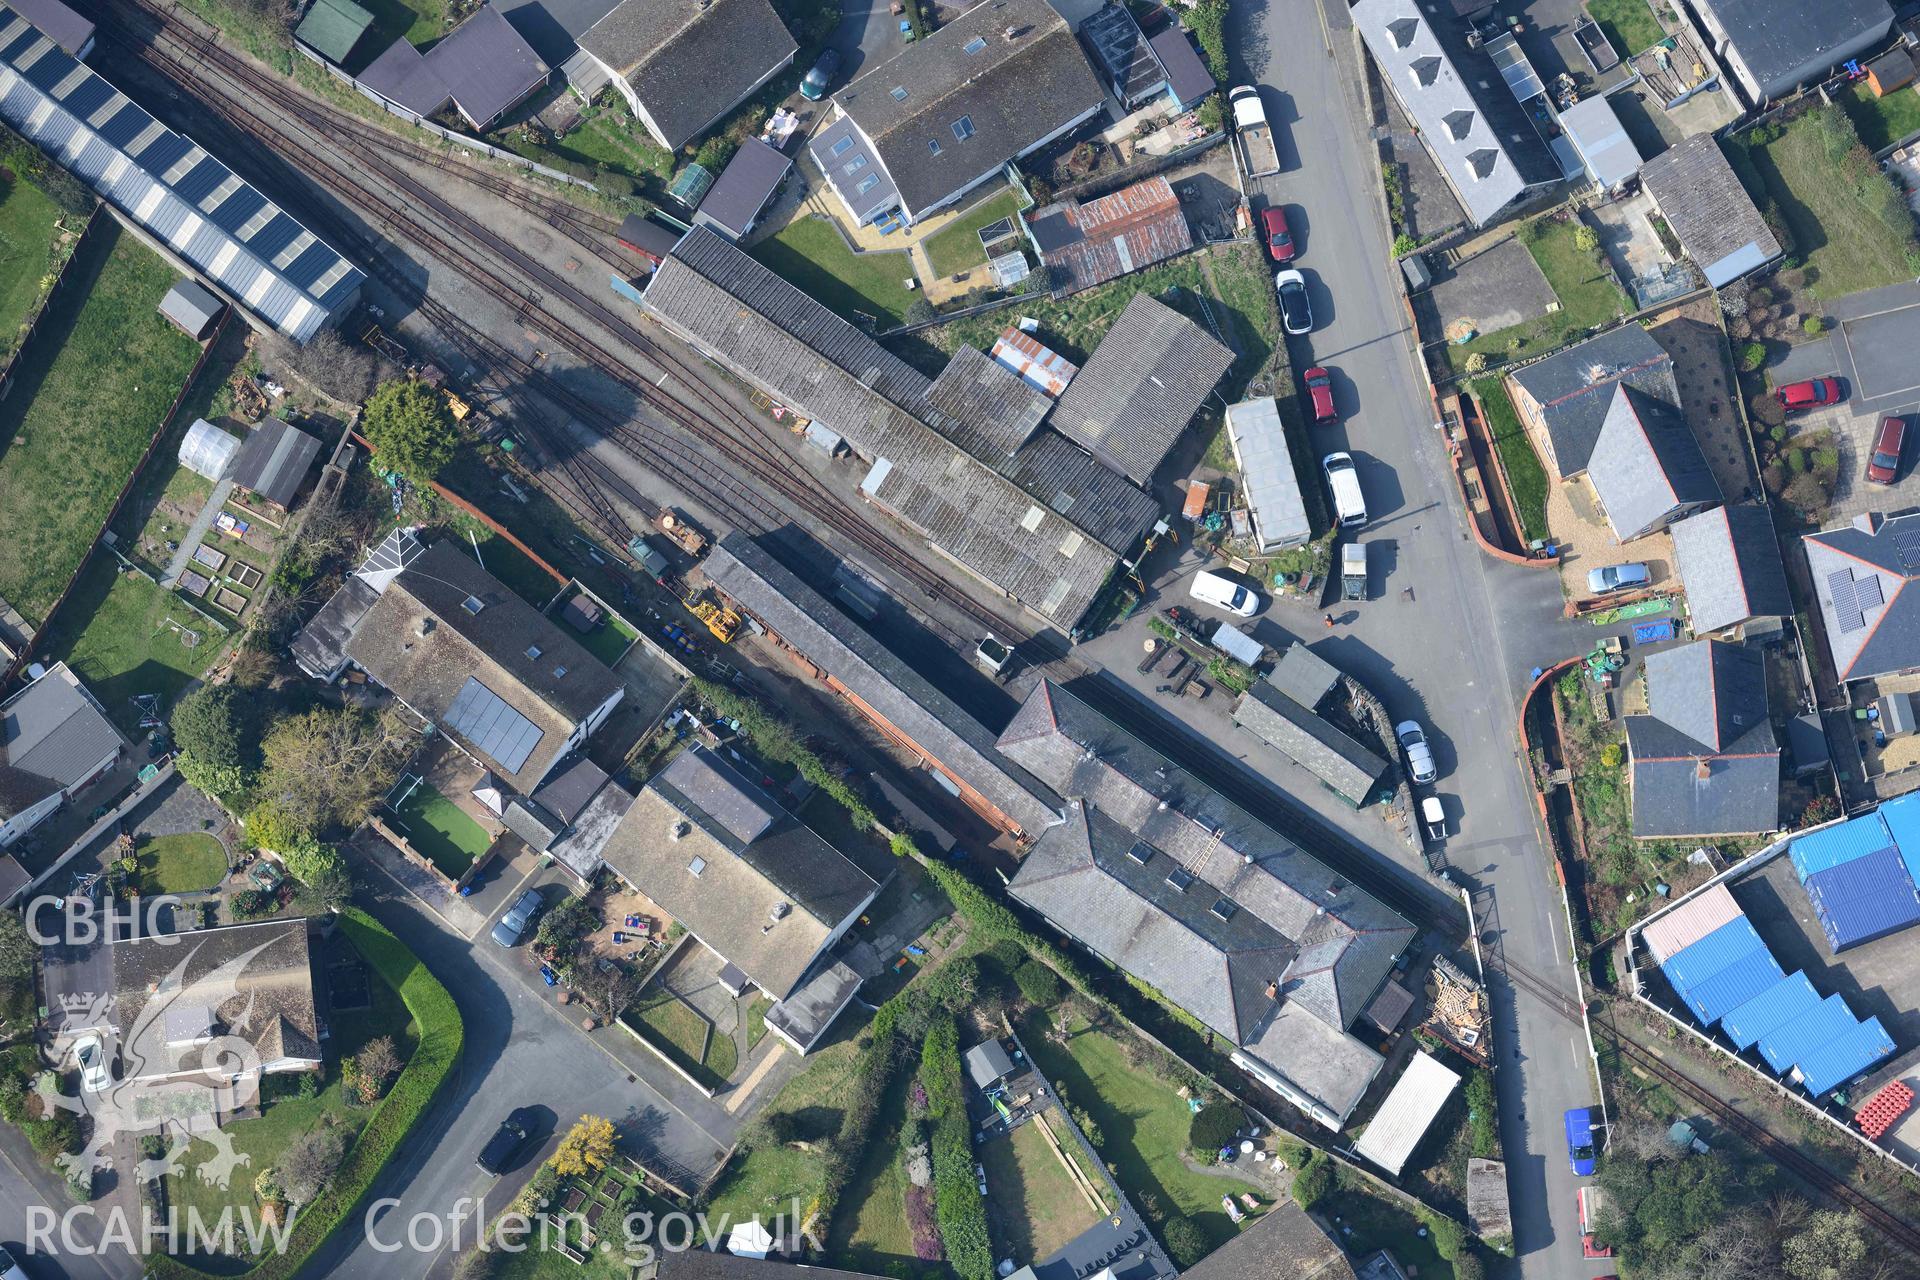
[443,389,472,422]
[683,588,740,643]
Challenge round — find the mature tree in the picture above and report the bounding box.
[1288,1154,1333,1210]
[1160,1217,1207,1269]
[281,841,347,889]
[170,685,261,798]
[551,1115,615,1178]
[258,706,411,834]
[1605,1119,1677,1165]
[1690,1213,1771,1280]
[0,911,34,991]
[534,896,595,958]
[265,330,380,405]
[1450,1254,1487,1280]
[1013,960,1063,1007]
[1188,1102,1240,1155]
[361,379,457,484]
[1782,1210,1869,1280]
[572,960,645,1018]
[303,858,355,913]
[278,1124,348,1204]
[350,1036,402,1104]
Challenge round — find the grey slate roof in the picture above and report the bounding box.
[1694,0,1892,97]
[228,418,321,510]
[701,533,1061,836]
[532,753,609,823]
[1803,511,1920,684]
[1506,326,1677,477]
[6,0,88,54]
[1585,384,1721,541]
[291,575,378,678]
[1179,1200,1355,1280]
[1268,643,1340,709]
[1232,682,1389,807]
[696,137,790,238]
[1000,680,1414,1036]
[1671,503,1793,633]
[580,0,796,150]
[924,344,1052,458]
[1641,132,1781,286]
[1047,293,1232,485]
[504,797,561,851]
[0,663,124,820]
[1145,24,1216,106]
[642,228,1143,626]
[423,5,548,129]
[1026,175,1195,295]
[357,37,449,116]
[598,746,877,998]
[1625,638,1779,837]
[809,115,899,223]
[159,280,224,340]
[835,0,1107,218]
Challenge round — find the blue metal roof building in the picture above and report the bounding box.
[1721,972,1820,1051]
[1685,946,1784,1025]
[1803,843,1920,952]
[1883,792,1920,888]
[1660,915,1784,1024]
[1795,1016,1894,1097]
[1790,811,1896,881]
[1758,994,1859,1075]
[0,4,363,342]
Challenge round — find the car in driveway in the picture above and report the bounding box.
[1565,1106,1599,1175]
[0,1244,27,1280]
[491,889,544,948]
[1275,269,1311,334]
[478,1110,534,1175]
[1190,569,1259,617]
[1868,415,1906,485]
[1586,562,1650,595]
[1775,377,1843,411]
[1303,366,1335,423]
[1396,721,1436,784]
[799,48,841,100]
[73,1032,110,1093]
[1262,205,1296,263]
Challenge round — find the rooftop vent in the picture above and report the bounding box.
[1387,16,1420,48]
[672,820,692,841]
[415,618,435,638]
[1696,759,1712,781]
[461,595,485,615]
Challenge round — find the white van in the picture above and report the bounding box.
[1190,569,1260,617]
[1322,452,1368,528]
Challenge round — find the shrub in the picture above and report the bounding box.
[1787,448,1809,474]
[230,888,274,920]
[594,170,636,198]
[1393,233,1419,258]
[1802,314,1827,337]
[1453,1251,1487,1280]
[1750,392,1786,428]
[1739,342,1766,371]
[920,1017,993,1280]
[552,1115,616,1177]
[1466,1070,1499,1158]
[1812,446,1840,476]
[1599,743,1622,769]
[903,297,936,325]
[535,895,595,957]
[1014,960,1064,1006]
[1161,1217,1208,1268]
[1464,351,1488,374]
[1289,1153,1333,1209]
[1424,1212,1467,1260]
[1573,224,1600,254]
[1189,1102,1240,1155]
[171,684,261,797]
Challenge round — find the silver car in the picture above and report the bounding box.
[491,889,544,948]
[1586,562,1650,595]
[1396,720,1437,785]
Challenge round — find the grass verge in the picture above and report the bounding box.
[1470,377,1550,543]
[751,216,919,327]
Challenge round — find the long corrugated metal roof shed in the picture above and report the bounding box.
[1721,971,1820,1051]
[1684,944,1783,1025]
[0,4,363,342]
[1790,811,1896,882]
[1796,1016,1895,1096]
[1881,792,1920,888]
[1804,843,1920,953]
[1662,914,1765,989]
[1352,1051,1461,1176]
[1224,397,1310,553]
[1758,994,1861,1075]
[1640,882,1742,964]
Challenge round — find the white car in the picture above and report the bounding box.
[1275,269,1312,335]
[73,1032,111,1093]
[1189,569,1259,617]
[1396,720,1437,785]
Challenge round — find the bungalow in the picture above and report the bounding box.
[578,0,796,151]
[0,663,126,849]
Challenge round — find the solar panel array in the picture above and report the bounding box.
[445,676,544,774]
[0,4,364,342]
[1825,566,1884,635]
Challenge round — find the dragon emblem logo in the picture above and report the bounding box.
[42,939,282,1190]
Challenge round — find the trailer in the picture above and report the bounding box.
[655,508,708,557]
[1229,86,1280,178]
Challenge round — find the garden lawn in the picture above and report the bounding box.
[37,553,230,736]
[1020,1011,1257,1250]
[828,1061,915,1270]
[394,782,492,879]
[746,995,772,1049]
[0,224,202,626]
[1839,80,1920,155]
[1446,215,1627,373]
[572,611,637,667]
[1470,378,1550,543]
[0,177,63,362]
[1585,0,1662,59]
[354,0,449,63]
[704,1033,864,1225]
[922,188,1026,279]
[751,216,919,327]
[623,991,735,1089]
[1320,1167,1454,1280]
[980,1117,1105,1262]
[135,833,229,894]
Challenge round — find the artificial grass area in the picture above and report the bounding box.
[135,833,230,894]
[0,223,202,626]
[1584,0,1662,60]
[0,177,64,364]
[623,991,736,1089]
[569,610,637,668]
[750,215,920,327]
[980,1117,1106,1263]
[394,781,492,879]
[1470,377,1550,544]
[922,188,1026,279]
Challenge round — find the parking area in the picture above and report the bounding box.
[1414,237,1558,344]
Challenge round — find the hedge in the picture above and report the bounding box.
[919,1017,992,1280]
[691,677,878,831]
[147,909,463,1280]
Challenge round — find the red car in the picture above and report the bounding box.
[1303,367,1336,422]
[1868,416,1907,485]
[1262,206,1296,264]
[1775,377,1844,411]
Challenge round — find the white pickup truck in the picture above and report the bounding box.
[1229,86,1280,178]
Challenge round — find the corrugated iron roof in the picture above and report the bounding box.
[1352,1051,1461,1176]
[1790,811,1896,881]
[1640,882,1742,964]
[1882,792,1920,888]
[1796,1015,1895,1096]
[1758,994,1859,1075]
[1661,915,1766,989]
[1804,843,1920,952]
[1683,945,1783,1025]
[1721,971,1820,1050]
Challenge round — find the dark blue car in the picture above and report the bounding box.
[1565,1107,1598,1176]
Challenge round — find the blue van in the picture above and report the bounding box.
[1564,1107,1598,1175]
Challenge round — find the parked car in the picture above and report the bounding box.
[1419,795,1446,843]
[1565,1107,1599,1176]
[1262,205,1296,263]
[1585,562,1651,595]
[1867,415,1907,485]
[1303,366,1336,423]
[1275,269,1311,335]
[0,1244,27,1280]
[799,48,842,101]
[1396,721,1437,784]
[478,1112,533,1175]
[73,1032,111,1093]
[1190,569,1259,617]
[1774,377,1843,411]
[491,889,544,948]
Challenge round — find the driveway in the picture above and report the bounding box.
[828,0,907,87]
[1233,0,1608,1275]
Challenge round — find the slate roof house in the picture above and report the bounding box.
[1671,504,1793,635]
[1584,384,1721,542]
[0,663,126,849]
[1001,681,1415,1128]
[1505,326,1679,479]
[1026,176,1195,295]
[579,0,796,151]
[1351,0,1558,226]
[701,533,1061,839]
[693,137,790,241]
[1687,0,1892,106]
[1803,511,1920,687]
[813,0,1107,226]
[357,5,550,131]
[1625,639,1779,838]
[1046,293,1232,486]
[596,746,880,1009]
[1639,133,1781,287]
[1179,1199,1355,1279]
[642,228,1159,629]
[291,529,624,793]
